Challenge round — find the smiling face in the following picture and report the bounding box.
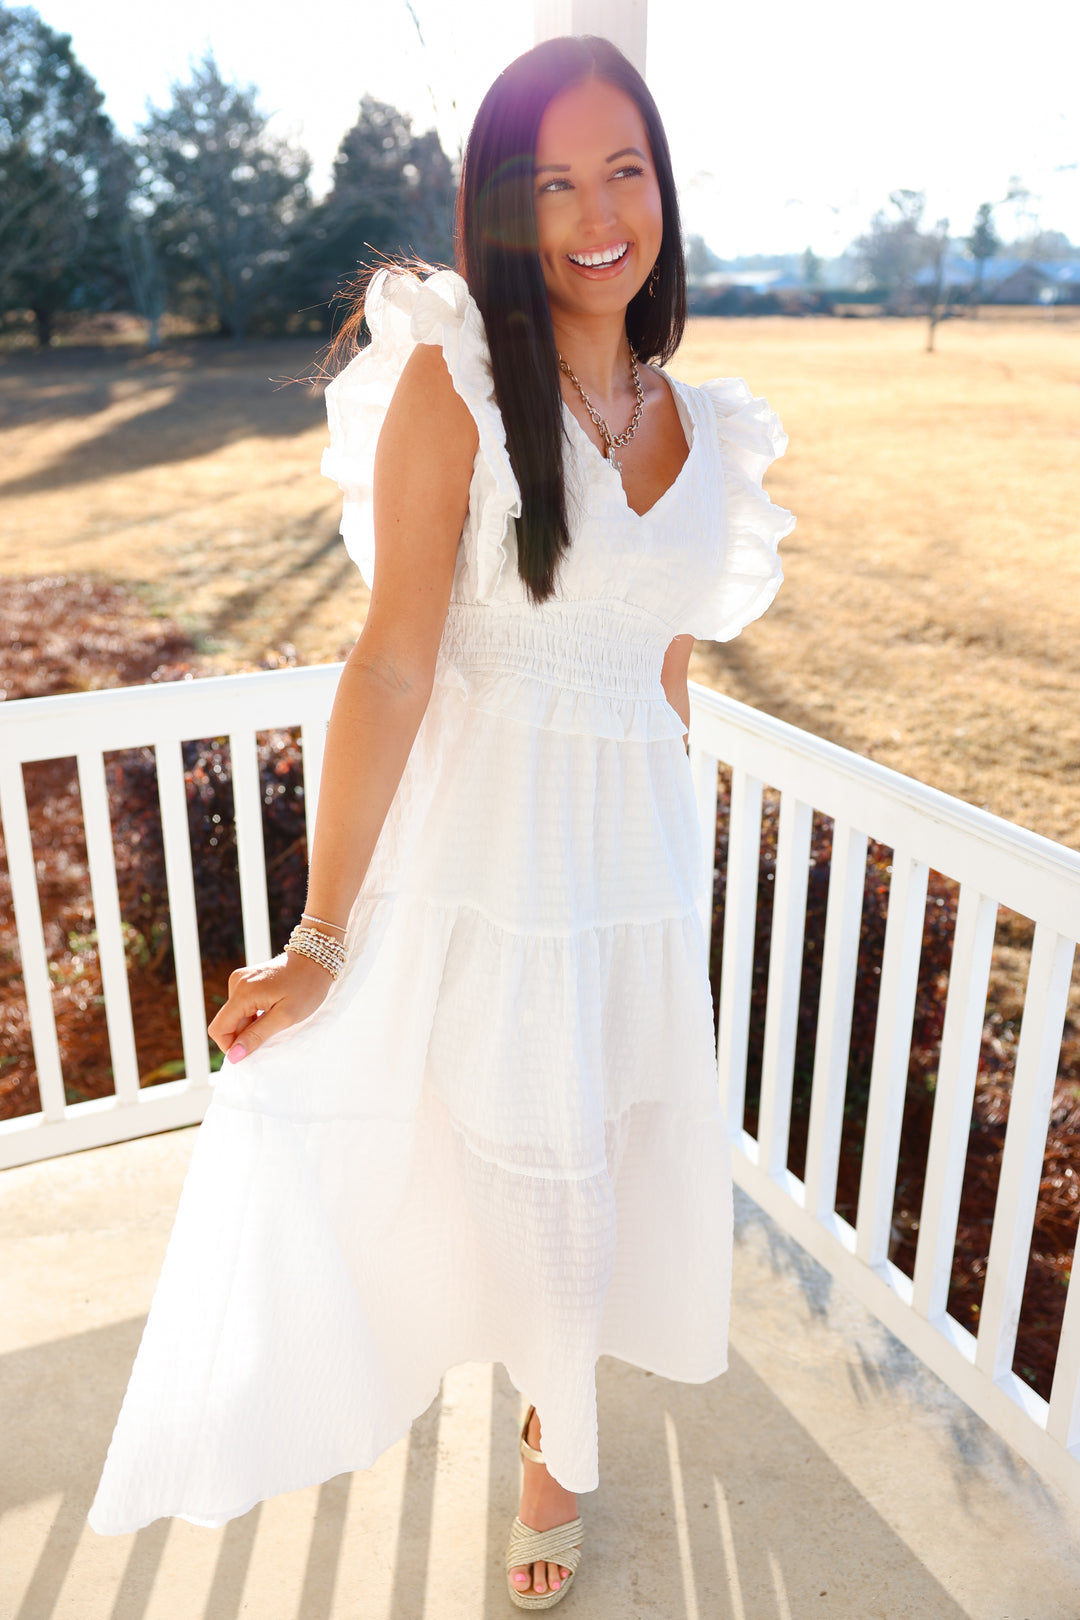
[533,76,664,324]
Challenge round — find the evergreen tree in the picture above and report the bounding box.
[684,233,721,282]
[965,202,1001,312]
[801,246,823,288]
[0,4,128,344]
[139,54,310,339]
[296,96,455,327]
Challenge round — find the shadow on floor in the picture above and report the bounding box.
[1,1316,976,1619]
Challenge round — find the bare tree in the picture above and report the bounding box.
[853,190,933,312]
[120,214,167,349]
[925,218,953,352]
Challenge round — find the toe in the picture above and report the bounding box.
[547,1561,562,1591]
[532,1562,548,1594]
[511,1565,531,1590]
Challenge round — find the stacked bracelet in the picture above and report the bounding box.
[285,924,347,980]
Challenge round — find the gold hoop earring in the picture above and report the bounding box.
[647,262,661,299]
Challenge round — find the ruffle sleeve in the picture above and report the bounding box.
[320,267,521,597]
[685,377,795,642]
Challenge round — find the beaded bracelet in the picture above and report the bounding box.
[285,925,347,980]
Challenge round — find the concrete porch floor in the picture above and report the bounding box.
[2,1126,1079,1620]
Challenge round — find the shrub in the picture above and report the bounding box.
[106,729,309,975]
[708,784,959,1143]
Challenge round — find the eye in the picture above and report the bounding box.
[537,177,572,194]
[613,164,645,180]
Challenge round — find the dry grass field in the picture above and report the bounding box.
[1,308,1076,848]
[676,309,1080,853]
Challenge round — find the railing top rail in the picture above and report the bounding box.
[0,663,346,763]
[690,682,1080,910]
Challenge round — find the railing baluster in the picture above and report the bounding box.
[976,927,1073,1383]
[154,739,210,1090]
[77,751,140,1104]
[0,756,66,1120]
[912,887,999,1320]
[1049,1225,1080,1451]
[855,852,930,1270]
[715,768,763,1138]
[757,795,813,1179]
[689,745,720,944]
[229,729,272,964]
[804,820,869,1220]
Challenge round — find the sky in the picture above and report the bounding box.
[35,0,1080,259]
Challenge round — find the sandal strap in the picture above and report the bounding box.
[520,1433,546,1465]
[505,1516,584,1574]
[519,1405,546,1465]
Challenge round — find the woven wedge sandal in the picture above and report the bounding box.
[506,1407,584,1610]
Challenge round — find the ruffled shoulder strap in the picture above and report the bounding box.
[320,267,521,596]
[685,377,795,643]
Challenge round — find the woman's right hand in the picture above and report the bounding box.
[208,951,335,1063]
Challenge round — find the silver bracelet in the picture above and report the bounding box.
[285,925,347,980]
[301,910,347,935]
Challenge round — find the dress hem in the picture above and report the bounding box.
[87,1348,729,1535]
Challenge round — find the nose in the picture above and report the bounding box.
[575,179,618,240]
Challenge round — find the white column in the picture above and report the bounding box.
[534,0,648,75]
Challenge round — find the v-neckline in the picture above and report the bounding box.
[561,370,698,522]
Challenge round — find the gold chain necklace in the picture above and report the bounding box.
[557,350,645,474]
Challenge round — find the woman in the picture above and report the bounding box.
[89,34,793,1610]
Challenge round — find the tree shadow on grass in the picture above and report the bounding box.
[0,343,327,499]
[692,633,870,759]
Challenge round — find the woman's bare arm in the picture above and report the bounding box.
[661,634,694,750]
[208,344,478,1061]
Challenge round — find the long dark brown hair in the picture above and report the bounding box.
[329,37,686,604]
[460,35,686,602]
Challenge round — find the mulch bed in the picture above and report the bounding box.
[1,576,1076,1401]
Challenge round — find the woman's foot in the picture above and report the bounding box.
[509,1408,578,1598]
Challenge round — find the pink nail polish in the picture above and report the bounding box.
[226,1043,247,1063]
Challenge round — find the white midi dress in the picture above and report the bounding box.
[89,267,794,1534]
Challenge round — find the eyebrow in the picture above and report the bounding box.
[534,146,648,174]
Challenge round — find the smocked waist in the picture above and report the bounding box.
[439,599,673,702]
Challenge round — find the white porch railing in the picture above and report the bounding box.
[687,687,1080,1514]
[1,668,1079,1511]
[0,667,339,1163]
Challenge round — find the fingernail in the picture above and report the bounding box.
[226,1043,247,1064]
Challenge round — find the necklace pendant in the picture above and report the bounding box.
[606,444,622,473]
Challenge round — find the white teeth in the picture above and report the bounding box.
[568,243,628,267]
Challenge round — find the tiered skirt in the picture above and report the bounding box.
[89,600,733,1533]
